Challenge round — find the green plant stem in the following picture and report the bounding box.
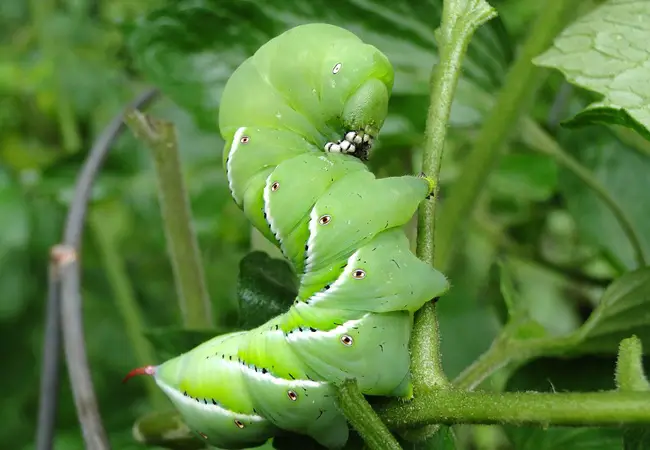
[124,110,214,329]
[412,0,497,393]
[378,389,650,429]
[336,380,402,450]
[615,336,650,392]
[89,212,167,410]
[522,118,647,267]
[434,0,581,271]
[453,323,578,391]
[452,338,515,391]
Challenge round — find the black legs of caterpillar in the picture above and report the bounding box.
[324,130,374,161]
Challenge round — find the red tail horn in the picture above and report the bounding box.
[122,365,156,384]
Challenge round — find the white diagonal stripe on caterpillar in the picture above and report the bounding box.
[226,126,248,205]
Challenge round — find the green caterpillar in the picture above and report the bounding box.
[125,23,449,449]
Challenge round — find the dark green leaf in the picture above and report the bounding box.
[0,250,31,321]
[237,251,298,330]
[504,355,624,450]
[534,0,650,141]
[144,326,236,361]
[133,410,207,449]
[398,426,457,450]
[0,183,29,254]
[506,355,618,393]
[576,267,650,354]
[624,427,650,450]
[506,426,623,450]
[272,434,328,450]
[128,0,512,132]
[557,127,650,270]
[563,107,650,142]
[490,153,558,202]
[272,430,366,450]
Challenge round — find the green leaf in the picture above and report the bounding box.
[506,427,623,450]
[0,183,29,255]
[576,266,650,354]
[0,250,31,321]
[133,410,206,450]
[237,251,298,330]
[504,355,624,450]
[398,426,457,450]
[624,427,650,450]
[563,107,650,142]
[506,355,619,393]
[128,0,512,132]
[557,127,650,270]
[143,326,236,361]
[490,153,558,202]
[534,0,650,140]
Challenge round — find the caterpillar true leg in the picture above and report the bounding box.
[324,129,375,161]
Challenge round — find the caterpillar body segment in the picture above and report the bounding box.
[127,23,450,449]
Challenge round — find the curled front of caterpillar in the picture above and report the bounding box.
[124,23,449,449]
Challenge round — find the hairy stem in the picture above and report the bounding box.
[124,111,214,329]
[452,338,515,391]
[336,380,402,450]
[89,212,167,409]
[615,336,650,392]
[434,0,581,270]
[412,0,497,393]
[452,319,580,391]
[522,118,647,268]
[378,389,650,429]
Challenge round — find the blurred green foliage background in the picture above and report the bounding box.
[3,0,650,449]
